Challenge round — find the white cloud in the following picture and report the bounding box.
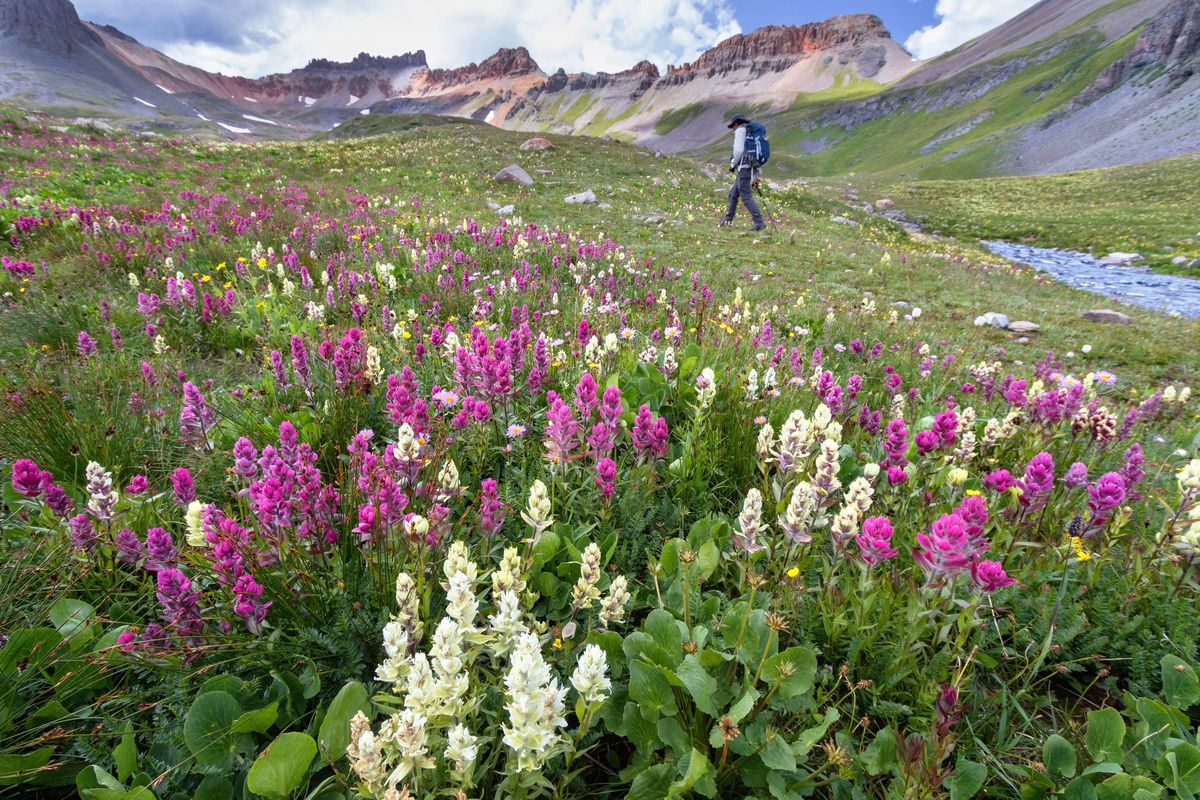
[79,0,740,77]
[904,0,1041,59]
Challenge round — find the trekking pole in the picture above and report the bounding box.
[755,184,779,230]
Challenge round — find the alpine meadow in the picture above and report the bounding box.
[2,0,1200,799]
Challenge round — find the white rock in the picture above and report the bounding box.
[1099,252,1143,265]
[875,198,895,210]
[973,312,1010,329]
[496,205,514,215]
[1173,255,1189,266]
[1008,320,1040,333]
[565,190,596,204]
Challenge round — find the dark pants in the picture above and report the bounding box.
[724,169,763,226]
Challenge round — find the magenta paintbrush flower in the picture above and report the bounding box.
[970,560,1016,592]
[856,516,897,566]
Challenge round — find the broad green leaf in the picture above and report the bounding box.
[696,541,720,579]
[644,610,684,666]
[759,647,817,699]
[114,721,136,784]
[629,661,677,718]
[656,717,689,758]
[75,765,122,793]
[621,702,659,756]
[1085,708,1126,763]
[668,749,714,798]
[675,656,719,717]
[759,732,796,772]
[1044,734,1077,779]
[1157,741,1200,794]
[626,763,675,800]
[0,628,62,677]
[183,691,242,770]
[1063,777,1098,800]
[1134,698,1189,758]
[792,708,839,758]
[50,599,95,642]
[231,702,279,735]
[1161,656,1200,709]
[862,727,898,776]
[246,732,317,800]
[1044,734,1078,780]
[728,686,759,724]
[948,759,987,799]
[194,775,233,800]
[318,681,371,763]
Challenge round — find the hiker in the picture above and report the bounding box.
[720,113,765,231]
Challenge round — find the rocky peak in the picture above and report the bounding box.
[664,14,896,83]
[423,46,542,88]
[0,0,100,56]
[301,51,428,73]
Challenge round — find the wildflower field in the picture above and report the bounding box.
[2,110,1200,800]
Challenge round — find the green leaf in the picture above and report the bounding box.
[318,681,371,763]
[656,717,689,758]
[1161,655,1200,709]
[114,721,136,784]
[696,541,720,579]
[183,692,242,770]
[862,727,898,776]
[759,647,817,699]
[1157,741,1200,794]
[1095,774,1133,800]
[792,708,839,758]
[76,765,122,793]
[0,628,62,677]
[0,747,55,786]
[629,661,677,718]
[231,702,279,735]
[1044,734,1078,780]
[1063,777,1098,800]
[49,599,95,642]
[760,732,797,772]
[948,759,987,799]
[728,686,759,724]
[246,732,316,800]
[193,776,234,800]
[675,656,720,717]
[668,749,714,798]
[1085,708,1126,764]
[626,763,675,800]
[644,610,684,666]
[621,702,659,756]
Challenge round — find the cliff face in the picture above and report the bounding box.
[415,47,543,91]
[1078,0,1199,102]
[664,15,894,82]
[0,0,99,57]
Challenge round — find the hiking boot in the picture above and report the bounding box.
[718,219,732,228]
[752,223,767,232]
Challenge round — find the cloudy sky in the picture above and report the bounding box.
[73,0,1042,77]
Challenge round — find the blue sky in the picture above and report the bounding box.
[74,0,1040,77]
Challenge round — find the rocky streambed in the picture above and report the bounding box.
[983,241,1200,319]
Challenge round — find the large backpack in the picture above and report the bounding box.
[746,122,770,167]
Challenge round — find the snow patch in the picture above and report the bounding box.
[303,96,316,106]
[155,84,175,94]
[218,122,252,134]
[243,96,259,103]
[347,95,359,106]
[196,113,210,121]
[485,110,496,123]
[242,114,279,126]
[359,108,370,115]
[133,97,156,108]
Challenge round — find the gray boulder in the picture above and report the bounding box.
[1099,252,1143,266]
[875,198,895,210]
[1081,309,1133,325]
[1008,320,1040,333]
[494,164,533,185]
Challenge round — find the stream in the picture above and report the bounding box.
[983,241,1200,319]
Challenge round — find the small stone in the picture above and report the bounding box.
[830,215,860,227]
[1081,309,1133,325]
[890,301,911,308]
[486,199,500,210]
[496,204,514,215]
[1016,337,1030,344]
[875,198,895,210]
[598,203,612,210]
[1008,320,1040,333]
[641,214,663,225]
[973,312,1010,329]
[519,137,554,151]
[494,164,533,185]
[1172,255,1189,266]
[565,190,596,204]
